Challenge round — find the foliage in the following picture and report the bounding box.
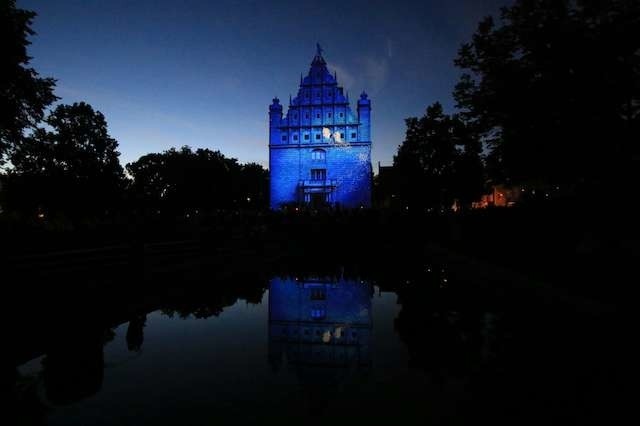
[392,102,485,210]
[454,0,640,187]
[126,146,268,211]
[6,102,125,217]
[0,0,58,164]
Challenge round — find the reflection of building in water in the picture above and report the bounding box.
[268,277,373,370]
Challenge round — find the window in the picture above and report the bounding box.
[311,169,326,180]
[339,112,344,118]
[328,112,332,118]
[305,113,309,119]
[282,135,287,142]
[310,287,326,300]
[311,308,326,320]
[340,133,344,140]
[293,113,297,119]
[293,134,298,141]
[316,113,320,118]
[304,134,310,140]
[351,132,356,138]
[315,134,321,140]
[311,149,326,161]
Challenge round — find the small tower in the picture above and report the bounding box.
[269,97,283,145]
[357,92,371,142]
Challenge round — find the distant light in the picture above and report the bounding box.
[246,197,251,202]
[37,213,45,219]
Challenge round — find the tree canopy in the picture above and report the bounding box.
[392,102,485,210]
[6,102,125,217]
[126,146,268,212]
[0,0,58,164]
[454,0,640,187]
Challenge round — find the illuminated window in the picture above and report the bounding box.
[315,134,321,140]
[311,169,326,180]
[311,149,326,161]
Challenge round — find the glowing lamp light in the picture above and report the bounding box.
[37,213,45,219]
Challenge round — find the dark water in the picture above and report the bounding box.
[13,268,622,425]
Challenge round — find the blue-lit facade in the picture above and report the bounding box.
[269,47,372,209]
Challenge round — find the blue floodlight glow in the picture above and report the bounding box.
[269,47,372,209]
[268,277,373,369]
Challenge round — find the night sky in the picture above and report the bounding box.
[20,0,511,170]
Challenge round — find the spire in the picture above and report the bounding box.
[311,43,326,66]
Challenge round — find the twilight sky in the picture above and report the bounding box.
[20,0,511,170]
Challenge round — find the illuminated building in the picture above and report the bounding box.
[269,45,372,209]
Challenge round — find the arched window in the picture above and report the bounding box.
[311,149,326,161]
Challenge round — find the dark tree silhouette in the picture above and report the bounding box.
[0,0,58,164]
[393,102,484,211]
[126,146,268,212]
[6,102,125,218]
[454,0,640,189]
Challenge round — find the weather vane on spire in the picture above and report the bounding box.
[316,43,323,56]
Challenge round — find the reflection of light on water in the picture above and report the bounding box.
[321,326,347,343]
[334,326,343,339]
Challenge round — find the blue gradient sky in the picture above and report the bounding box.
[20,0,510,170]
